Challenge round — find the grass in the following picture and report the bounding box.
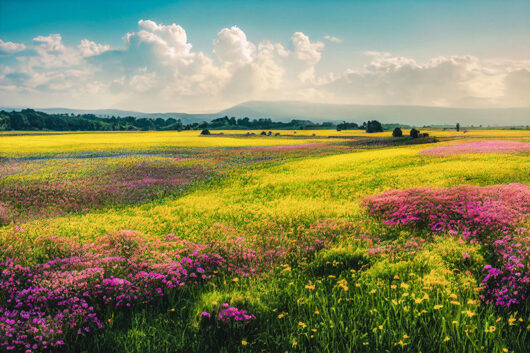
[0,130,529,353]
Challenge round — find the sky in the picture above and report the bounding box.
[0,0,529,113]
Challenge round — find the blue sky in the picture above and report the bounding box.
[0,0,529,111]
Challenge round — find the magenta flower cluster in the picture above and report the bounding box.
[201,303,256,326]
[363,183,530,308]
[0,252,217,352]
[420,140,530,156]
[481,229,529,307]
[363,183,530,240]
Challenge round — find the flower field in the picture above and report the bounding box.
[420,140,530,156]
[0,131,529,352]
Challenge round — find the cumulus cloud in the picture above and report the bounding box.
[0,20,528,112]
[125,20,194,65]
[291,32,325,65]
[324,35,342,43]
[214,26,255,64]
[0,39,26,54]
[78,40,110,57]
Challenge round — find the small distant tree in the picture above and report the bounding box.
[456,123,460,132]
[200,129,210,135]
[410,128,420,138]
[267,131,272,136]
[392,127,403,137]
[365,120,384,133]
[260,131,267,136]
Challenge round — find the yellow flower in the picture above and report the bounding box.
[400,282,409,290]
[232,277,239,282]
[450,301,461,306]
[211,301,218,306]
[394,340,408,347]
[443,336,450,342]
[503,349,508,353]
[403,334,409,339]
[363,342,369,346]
[402,292,409,297]
[461,310,476,318]
[292,338,297,347]
[392,299,398,306]
[281,266,291,273]
[298,322,307,329]
[314,310,320,315]
[289,282,294,286]
[449,293,458,299]
[393,275,400,280]
[278,312,287,319]
[170,308,175,312]
[391,284,397,290]
[305,284,315,290]
[328,275,336,278]
[508,317,516,326]
[433,305,443,310]
[311,328,317,332]
[370,289,377,294]
[241,340,247,346]
[355,283,361,287]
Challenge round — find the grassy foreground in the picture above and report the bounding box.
[0,131,529,353]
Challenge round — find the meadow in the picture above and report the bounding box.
[0,130,529,353]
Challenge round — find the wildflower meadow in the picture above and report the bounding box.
[0,131,529,352]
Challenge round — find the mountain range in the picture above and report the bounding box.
[2,101,529,126]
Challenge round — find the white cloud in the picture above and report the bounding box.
[0,39,26,54]
[78,39,110,57]
[129,70,158,92]
[126,20,193,64]
[0,21,529,112]
[324,35,342,43]
[33,34,65,52]
[291,32,325,64]
[214,26,255,64]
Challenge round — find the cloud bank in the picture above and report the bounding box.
[0,20,528,112]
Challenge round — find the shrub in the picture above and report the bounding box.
[365,120,383,133]
[410,128,419,138]
[260,131,266,136]
[392,127,403,137]
[200,129,210,135]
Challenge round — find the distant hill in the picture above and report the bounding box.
[2,101,529,126]
[219,101,530,126]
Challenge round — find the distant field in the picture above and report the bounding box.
[0,131,329,157]
[2,129,530,157]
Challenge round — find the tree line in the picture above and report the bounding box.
[0,109,412,133]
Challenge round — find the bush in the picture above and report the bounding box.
[392,127,403,137]
[410,128,419,138]
[260,131,267,136]
[200,129,210,135]
[365,120,383,133]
